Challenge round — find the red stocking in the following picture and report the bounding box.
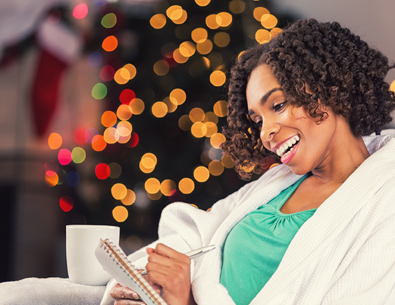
[31,49,67,137]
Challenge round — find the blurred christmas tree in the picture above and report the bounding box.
[54,0,297,241]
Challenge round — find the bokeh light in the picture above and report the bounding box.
[101,111,117,127]
[117,104,133,120]
[150,14,166,29]
[216,12,232,27]
[45,160,58,174]
[213,100,228,117]
[178,114,193,131]
[208,160,224,176]
[91,134,107,151]
[179,41,196,58]
[92,83,107,99]
[169,88,186,105]
[119,89,135,105]
[203,111,218,124]
[256,29,271,44]
[195,0,210,7]
[48,133,62,149]
[67,171,80,187]
[206,14,220,30]
[95,163,111,180]
[117,121,133,137]
[100,65,115,81]
[261,14,278,29]
[193,166,210,182]
[222,154,235,168]
[102,35,118,52]
[121,189,136,205]
[390,80,395,92]
[153,60,170,76]
[124,64,137,80]
[152,102,168,118]
[103,127,119,144]
[166,5,183,20]
[109,162,122,179]
[74,127,86,145]
[130,98,145,115]
[145,178,161,194]
[210,70,226,87]
[161,179,176,196]
[111,183,127,200]
[140,153,157,173]
[191,28,208,43]
[72,147,86,163]
[113,206,128,222]
[87,51,103,67]
[59,196,73,212]
[189,108,205,122]
[173,48,188,64]
[196,39,213,55]
[73,4,88,19]
[191,122,207,138]
[204,122,218,137]
[128,132,139,147]
[45,172,59,187]
[163,97,178,113]
[84,127,99,143]
[210,133,226,148]
[58,149,72,165]
[179,178,195,194]
[253,7,270,21]
[214,32,230,48]
[270,27,283,38]
[101,13,117,28]
[229,0,246,14]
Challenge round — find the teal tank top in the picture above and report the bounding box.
[220,176,316,305]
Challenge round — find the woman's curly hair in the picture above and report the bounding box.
[222,18,395,180]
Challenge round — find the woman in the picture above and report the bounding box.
[104,19,395,305]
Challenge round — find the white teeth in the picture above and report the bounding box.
[276,135,300,157]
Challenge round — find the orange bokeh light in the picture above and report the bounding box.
[102,35,118,52]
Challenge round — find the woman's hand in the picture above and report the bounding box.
[145,243,196,305]
[110,283,145,305]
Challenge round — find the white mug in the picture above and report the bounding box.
[66,224,120,285]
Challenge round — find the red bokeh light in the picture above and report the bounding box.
[73,4,88,19]
[58,149,72,165]
[74,127,86,145]
[95,163,111,180]
[127,132,139,148]
[119,89,135,105]
[100,65,115,82]
[59,196,74,212]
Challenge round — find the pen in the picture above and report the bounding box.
[140,245,216,275]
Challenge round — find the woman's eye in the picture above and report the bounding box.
[255,121,262,129]
[273,101,286,112]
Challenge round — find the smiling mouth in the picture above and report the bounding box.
[276,135,300,157]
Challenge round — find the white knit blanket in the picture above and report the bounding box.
[0,277,105,305]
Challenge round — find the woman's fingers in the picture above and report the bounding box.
[110,283,141,301]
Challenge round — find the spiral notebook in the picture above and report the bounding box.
[95,238,168,305]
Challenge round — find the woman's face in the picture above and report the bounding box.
[246,64,342,175]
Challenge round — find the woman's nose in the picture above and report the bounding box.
[260,121,279,142]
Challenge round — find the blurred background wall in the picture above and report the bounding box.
[0,0,394,282]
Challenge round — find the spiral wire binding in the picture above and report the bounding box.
[100,238,167,305]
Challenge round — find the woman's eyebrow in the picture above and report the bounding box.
[248,87,283,116]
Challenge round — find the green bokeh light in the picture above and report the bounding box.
[101,13,117,29]
[92,83,107,99]
[72,147,86,164]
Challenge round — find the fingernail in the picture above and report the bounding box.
[133,292,140,299]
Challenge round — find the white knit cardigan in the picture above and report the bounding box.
[101,134,395,305]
